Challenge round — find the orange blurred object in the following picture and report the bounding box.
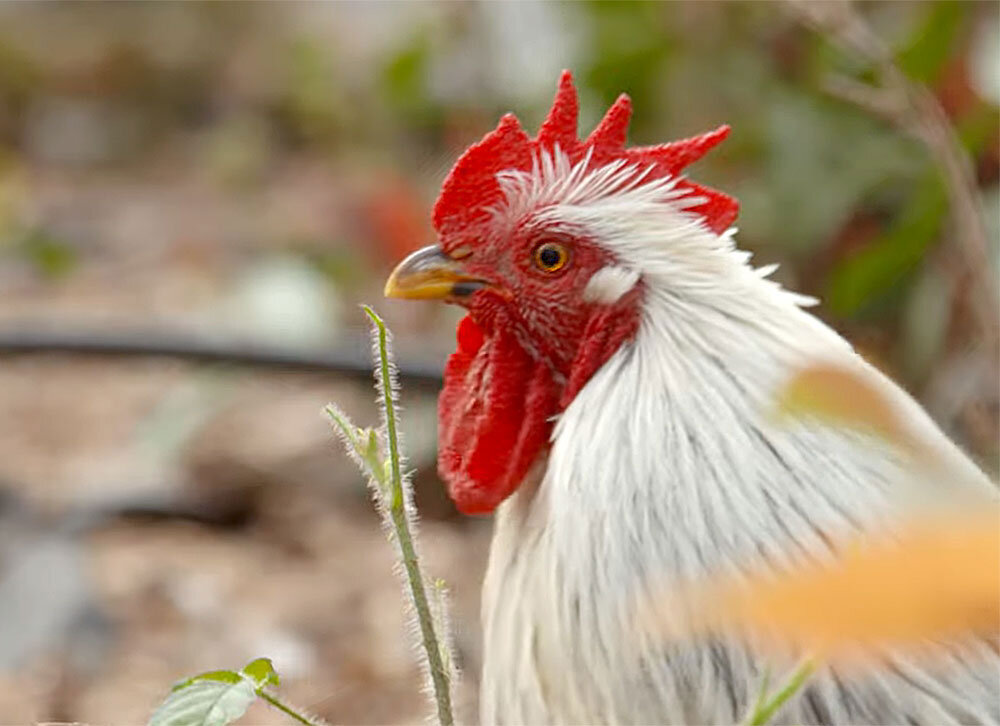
[750,513,992,649]
[645,509,1000,663]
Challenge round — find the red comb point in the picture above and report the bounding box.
[627,125,731,176]
[586,93,632,155]
[537,70,579,149]
[433,70,738,240]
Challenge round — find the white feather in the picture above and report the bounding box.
[479,157,1000,725]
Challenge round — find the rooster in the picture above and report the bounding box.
[384,71,999,725]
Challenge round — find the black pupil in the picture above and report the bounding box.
[538,246,562,268]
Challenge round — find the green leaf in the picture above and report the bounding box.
[149,677,257,726]
[325,404,357,447]
[241,657,279,689]
[827,171,947,317]
[171,670,242,692]
[150,661,280,726]
[896,2,965,85]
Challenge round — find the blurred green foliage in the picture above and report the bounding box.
[382,32,439,130]
[18,228,77,280]
[0,0,994,459]
[897,2,966,84]
[828,172,947,318]
[583,1,675,139]
[282,38,345,146]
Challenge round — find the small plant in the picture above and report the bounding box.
[148,307,454,726]
[325,306,456,726]
[150,657,323,726]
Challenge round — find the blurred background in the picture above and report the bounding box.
[0,1,995,723]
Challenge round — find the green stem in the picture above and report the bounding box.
[258,689,324,726]
[749,666,772,720]
[366,307,405,510]
[363,306,455,726]
[747,657,816,726]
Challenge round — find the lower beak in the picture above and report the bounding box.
[384,245,487,300]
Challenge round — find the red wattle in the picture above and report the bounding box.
[438,314,558,514]
[437,299,639,515]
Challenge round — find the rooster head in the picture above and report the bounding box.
[385,70,737,515]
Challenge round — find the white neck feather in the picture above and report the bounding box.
[478,154,997,725]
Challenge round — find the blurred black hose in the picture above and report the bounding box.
[0,327,445,389]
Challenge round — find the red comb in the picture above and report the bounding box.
[432,70,737,241]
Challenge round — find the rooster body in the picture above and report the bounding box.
[385,72,999,725]
[479,246,996,724]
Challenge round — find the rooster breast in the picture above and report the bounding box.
[478,288,999,725]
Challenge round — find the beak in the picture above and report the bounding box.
[384,245,487,300]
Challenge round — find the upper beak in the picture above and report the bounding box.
[384,245,487,300]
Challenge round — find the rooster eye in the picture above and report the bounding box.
[532,242,569,273]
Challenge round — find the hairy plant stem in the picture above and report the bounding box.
[363,306,455,726]
[259,690,325,726]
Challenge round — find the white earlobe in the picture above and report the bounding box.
[582,266,640,304]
